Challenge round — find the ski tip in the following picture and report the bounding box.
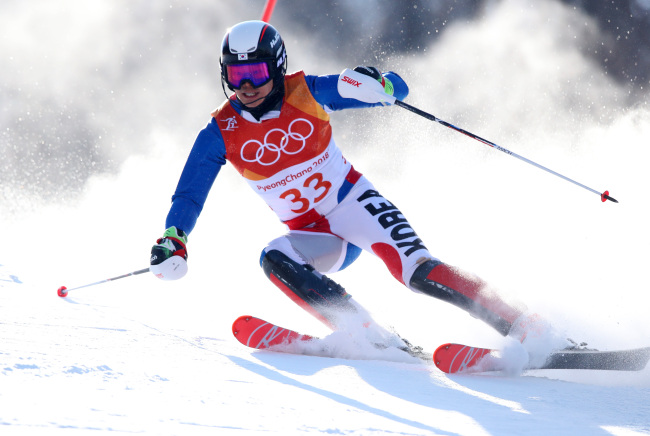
[601,190,618,203]
[232,315,253,335]
[57,286,68,297]
[434,343,453,353]
[433,343,494,374]
[433,343,457,374]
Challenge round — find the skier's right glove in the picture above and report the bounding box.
[338,67,396,105]
[353,66,394,96]
[150,226,188,281]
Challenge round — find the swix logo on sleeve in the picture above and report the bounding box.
[341,76,362,87]
[357,190,427,257]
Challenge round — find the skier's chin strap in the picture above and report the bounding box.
[222,79,285,121]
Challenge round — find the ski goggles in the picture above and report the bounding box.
[225,62,271,89]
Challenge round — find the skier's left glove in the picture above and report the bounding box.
[353,66,394,96]
[150,226,188,281]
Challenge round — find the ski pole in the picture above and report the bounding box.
[394,99,618,203]
[338,68,617,203]
[261,0,277,22]
[57,268,150,297]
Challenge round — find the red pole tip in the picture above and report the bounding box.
[57,286,68,297]
[601,190,619,203]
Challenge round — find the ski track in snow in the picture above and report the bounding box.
[1,267,649,436]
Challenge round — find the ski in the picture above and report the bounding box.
[231,315,433,361]
[434,343,650,374]
[232,315,315,351]
[233,316,650,373]
[433,344,493,374]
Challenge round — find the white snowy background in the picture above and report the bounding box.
[1,0,649,435]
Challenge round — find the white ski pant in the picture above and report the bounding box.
[264,176,438,288]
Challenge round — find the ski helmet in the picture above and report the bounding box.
[220,20,287,92]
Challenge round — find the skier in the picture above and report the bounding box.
[150,20,560,354]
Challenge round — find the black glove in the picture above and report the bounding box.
[150,226,189,281]
[151,226,188,264]
[353,66,383,81]
[353,66,394,96]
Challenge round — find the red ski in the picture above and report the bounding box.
[232,315,435,361]
[433,343,494,373]
[434,342,650,373]
[232,315,315,350]
[233,317,650,373]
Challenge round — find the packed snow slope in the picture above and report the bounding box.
[1,0,649,435]
[1,265,649,435]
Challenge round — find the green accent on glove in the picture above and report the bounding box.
[353,65,393,95]
[151,226,189,266]
[382,77,394,96]
[162,226,188,244]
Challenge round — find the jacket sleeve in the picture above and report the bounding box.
[165,118,227,235]
[305,71,409,111]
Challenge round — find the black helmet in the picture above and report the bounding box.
[220,20,287,92]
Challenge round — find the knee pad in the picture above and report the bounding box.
[260,249,356,329]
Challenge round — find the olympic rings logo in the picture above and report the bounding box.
[241,118,314,166]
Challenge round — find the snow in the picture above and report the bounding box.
[2,0,650,434]
[1,267,649,435]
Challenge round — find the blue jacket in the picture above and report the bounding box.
[165,71,409,234]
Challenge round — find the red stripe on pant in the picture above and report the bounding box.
[269,273,336,330]
[426,264,522,325]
